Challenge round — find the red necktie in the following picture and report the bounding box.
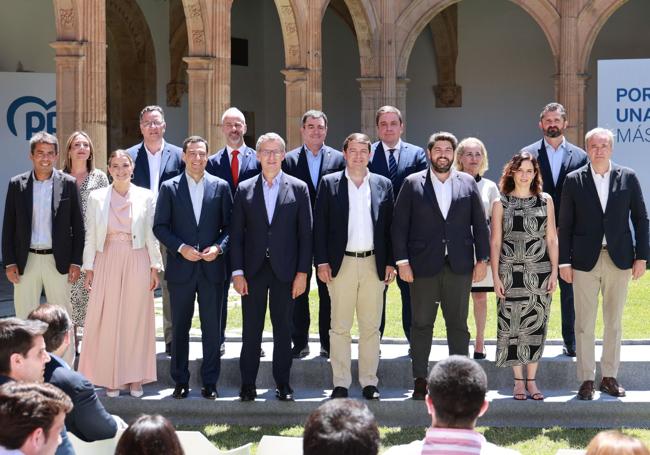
[231,150,240,187]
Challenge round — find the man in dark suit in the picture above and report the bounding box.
[392,132,490,400]
[2,133,84,331]
[559,127,648,401]
[127,105,185,356]
[314,133,394,400]
[521,102,588,358]
[282,109,345,359]
[28,304,121,442]
[231,132,312,402]
[153,136,232,400]
[206,107,261,356]
[369,105,427,343]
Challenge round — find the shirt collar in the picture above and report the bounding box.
[304,144,325,157]
[185,172,205,186]
[226,144,245,155]
[263,170,283,188]
[344,167,370,183]
[32,170,54,183]
[382,139,402,153]
[144,140,166,156]
[543,137,566,152]
[590,160,612,178]
[430,168,455,184]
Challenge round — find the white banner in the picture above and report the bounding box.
[0,72,56,261]
[598,59,650,202]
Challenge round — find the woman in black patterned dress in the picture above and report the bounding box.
[490,151,558,401]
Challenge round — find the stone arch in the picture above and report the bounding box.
[342,0,379,77]
[395,0,560,77]
[182,0,209,56]
[577,0,628,73]
[53,0,81,41]
[274,0,302,68]
[106,0,156,151]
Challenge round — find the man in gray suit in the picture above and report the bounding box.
[392,132,490,400]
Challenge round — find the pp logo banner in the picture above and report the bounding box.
[6,96,56,140]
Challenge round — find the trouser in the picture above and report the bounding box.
[160,245,172,344]
[409,262,472,379]
[559,276,575,349]
[379,274,411,341]
[292,266,332,352]
[573,250,631,382]
[327,255,384,388]
[240,259,293,386]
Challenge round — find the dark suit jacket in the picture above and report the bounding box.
[127,141,185,190]
[153,173,232,283]
[559,162,649,271]
[392,169,490,277]
[521,139,587,222]
[206,145,261,195]
[45,354,117,442]
[314,171,394,279]
[230,172,312,283]
[282,145,345,209]
[369,141,427,195]
[2,170,84,274]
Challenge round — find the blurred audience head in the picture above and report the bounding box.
[0,318,50,382]
[303,398,380,455]
[115,414,184,455]
[586,430,650,455]
[28,304,72,355]
[426,355,488,429]
[0,382,72,455]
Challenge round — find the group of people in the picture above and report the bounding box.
[2,100,647,407]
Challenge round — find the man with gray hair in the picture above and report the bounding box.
[231,132,312,402]
[559,127,648,400]
[282,109,344,359]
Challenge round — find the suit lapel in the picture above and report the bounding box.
[320,147,331,181]
[253,176,270,226]
[135,145,151,188]
[369,175,381,226]
[159,146,171,179]
[239,147,251,178]
[557,145,573,186]
[336,174,350,235]
[584,165,604,214]
[537,140,556,191]
[177,174,198,227]
[197,176,212,227]
[424,171,444,220]
[51,171,63,218]
[447,172,460,217]
[271,174,290,226]
[371,142,389,175]
[24,173,34,229]
[298,147,317,194]
[604,164,621,214]
[396,143,410,178]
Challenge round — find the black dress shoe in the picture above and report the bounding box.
[577,380,595,400]
[172,383,190,399]
[412,377,427,400]
[276,383,294,401]
[260,347,266,358]
[320,347,329,358]
[165,342,172,356]
[362,385,380,400]
[239,384,257,402]
[473,350,486,360]
[330,386,348,399]
[600,377,626,397]
[220,343,226,357]
[563,345,577,357]
[201,384,218,400]
[291,345,309,359]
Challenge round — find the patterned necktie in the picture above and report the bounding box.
[388,148,398,187]
[231,150,240,187]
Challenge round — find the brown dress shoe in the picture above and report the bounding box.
[412,377,427,400]
[600,377,626,397]
[577,380,595,400]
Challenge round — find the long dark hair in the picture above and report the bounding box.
[115,414,184,455]
[499,151,543,196]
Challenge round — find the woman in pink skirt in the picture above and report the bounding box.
[79,149,162,398]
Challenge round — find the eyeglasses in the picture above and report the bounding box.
[141,121,164,128]
[223,122,245,130]
[259,150,284,158]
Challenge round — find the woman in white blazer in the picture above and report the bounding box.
[78,149,162,398]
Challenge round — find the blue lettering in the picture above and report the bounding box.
[617,88,628,102]
[26,112,45,139]
[617,128,631,143]
[6,96,56,140]
[616,108,628,122]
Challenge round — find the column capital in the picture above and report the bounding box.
[50,40,86,57]
[281,68,308,83]
[183,56,215,71]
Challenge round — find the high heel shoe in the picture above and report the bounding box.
[513,378,527,401]
[106,389,120,398]
[526,378,544,401]
[130,384,144,398]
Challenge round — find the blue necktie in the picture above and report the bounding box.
[388,149,398,188]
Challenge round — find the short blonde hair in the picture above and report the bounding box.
[586,430,650,455]
[454,137,489,176]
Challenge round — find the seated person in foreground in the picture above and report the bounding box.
[115,414,184,455]
[586,430,649,455]
[384,356,521,455]
[303,398,380,455]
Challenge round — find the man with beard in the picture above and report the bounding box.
[521,102,587,358]
[392,132,489,400]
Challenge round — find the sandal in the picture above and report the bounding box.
[526,378,544,401]
[513,378,527,401]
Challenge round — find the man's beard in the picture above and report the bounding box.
[432,159,451,173]
[544,126,563,138]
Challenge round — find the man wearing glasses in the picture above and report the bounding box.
[230,133,312,402]
[127,105,184,356]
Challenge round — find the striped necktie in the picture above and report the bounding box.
[388,148,398,187]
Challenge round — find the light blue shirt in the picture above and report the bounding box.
[262,171,282,224]
[304,145,324,188]
[543,138,566,185]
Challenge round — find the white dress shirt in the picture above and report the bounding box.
[31,172,53,249]
[144,140,165,199]
[544,138,566,185]
[431,169,454,219]
[185,173,205,224]
[345,169,374,252]
[591,161,612,245]
[381,139,402,164]
[226,144,243,176]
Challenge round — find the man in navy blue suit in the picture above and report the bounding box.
[206,107,261,356]
[521,102,588,358]
[315,133,395,400]
[231,132,312,402]
[282,110,345,359]
[153,136,232,400]
[369,106,427,343]
[127,105,185,356]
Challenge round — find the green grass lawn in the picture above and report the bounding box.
[207,273,650,340]
[192,424,650,455]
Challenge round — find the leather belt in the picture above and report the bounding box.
[29,248,53,255]
[344,250,375,258]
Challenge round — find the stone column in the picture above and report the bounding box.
[50,41,85,169]
[557,0,586,145]
[305,1,325,110]
[184,56,215,143]
[281,68,308,150]
[378,0,397,107]
[211,0,233,150]
[358,77,382,138]
[396,78,410,132]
